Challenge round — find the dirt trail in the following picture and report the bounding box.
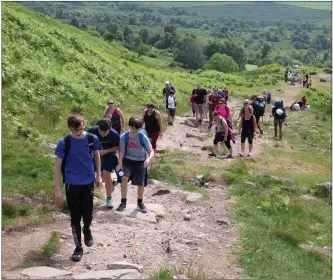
[1,80,312,279]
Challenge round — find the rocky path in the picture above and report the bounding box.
[2,80,314,279]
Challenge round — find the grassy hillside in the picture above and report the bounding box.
[279,1,332,11]
[2,2,296,229]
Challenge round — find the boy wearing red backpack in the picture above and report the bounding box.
[116,116,154,213]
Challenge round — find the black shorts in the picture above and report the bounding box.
[213,132,232,149]
[101,155,118,173]
[241,132,254,144]
[123,158,146,186]
[168,108,175,117]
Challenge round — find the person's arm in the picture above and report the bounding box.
[143,135,154,168]
[54,157,64,206]
[156,111,163,137]
[118,109,125,134]
[116,136,125,172]
[238,115,243,134]
[99,146,120,156]
[238,108,243,119]
[192,89,198,97]
[253,116,257,136]
[93,150,102,185]
[142,109,146,126]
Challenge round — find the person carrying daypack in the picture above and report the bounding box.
[209,111,233,159]
[271,100,286,140]
[116,116,154,213]
[238,105,257,157]
[267,92,272,104]
[252,96,265,134]
[54,114,103,262]
[103,99,125,135]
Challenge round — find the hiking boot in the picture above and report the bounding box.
[116,202,126,212]
[208,152,216,157]
[226,154,233,159]
[83,227,93,247]
[71,247,83,262]
[137,203,148,214]
[106,198,113,209]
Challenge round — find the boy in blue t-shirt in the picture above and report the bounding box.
[116,116,154,213]
[88,119,120,209]
[54,114,102,262]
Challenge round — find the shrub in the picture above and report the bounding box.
[148,52,158,58]
[41,232,60,257]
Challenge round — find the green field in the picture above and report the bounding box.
[279,1,332,11]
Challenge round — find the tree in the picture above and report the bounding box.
[123,26,133,38]
[221,40,247,70]
[323,51,329,63]
[136,43,150,57]
[173,35,205,69]
[164,24,177,36]
[204,53,239,73]
[139,28,149,44]
[107,23,118,34]
[104,33,119,42]
[261,43,272,59]
[80,23,88,30]
[70,18,80,28]
[203,40,223,59]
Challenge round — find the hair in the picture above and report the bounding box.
[98,118,111,131]
[212,111,220,117]
[128,116,143,129]
[244,99,249,105]
[147,103,155,108]
[169,90,175,95]
[67,114,84,129]
[219,98,226,104]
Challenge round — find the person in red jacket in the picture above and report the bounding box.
[301,95,307,107]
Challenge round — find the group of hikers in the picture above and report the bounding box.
[285,70,313,88]
[54,80,300,262]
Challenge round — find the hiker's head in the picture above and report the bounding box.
[224,87,227,90]
[128,116,143,132]
[219,98,226,106]
[196,83,201,90]
[213,89,218,95]
[98,119,111,137]
[68,114,85,137]
[169,90,175,96]
[165,81,170,87]
[244,99,250,106]
[108,99,115,109]
[146,103,155,113]
[212,111,220,121]
[246,105,254,115]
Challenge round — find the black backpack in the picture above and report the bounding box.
[253,98,266,116]
[274,100,286,120]
[61,133,94,184]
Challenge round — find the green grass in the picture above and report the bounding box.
[279,1,332,11]
[41,232,60,258]
[11,263,34,271]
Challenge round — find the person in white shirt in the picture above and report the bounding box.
[305,104,310,110]
[168,91,176,125]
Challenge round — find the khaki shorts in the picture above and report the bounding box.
[194,103,204,115]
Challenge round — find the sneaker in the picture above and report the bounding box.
[208,152,216,157]
[106,198,113,209]
[239,152,244,157]
[226,154,233,159]
[137,203,148,214]
[83,227,93,247]
[247,153,252,157]
[71,247,83,262]
[116,202,126,212]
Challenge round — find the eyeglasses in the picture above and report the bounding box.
[70,127,84,132]
[108,102,114,105]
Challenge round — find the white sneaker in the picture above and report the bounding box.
[247,152,252,157]
[240,152,244,157]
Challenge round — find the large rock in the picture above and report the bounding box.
[316,182,332,196]
[107,262,143,272]
[21,267,72,278]
[185,192,203,203]
[270,175,296,185]
[152,189,171,196]
[184,118,200,128]
[73,269,141,279]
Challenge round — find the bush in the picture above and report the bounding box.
[320,78,327,82]
[324,68,332,74]
[309,71,317,75]
[148,52,157,58]
[204,53,239,73]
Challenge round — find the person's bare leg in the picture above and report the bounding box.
[279,122,283,139]
[249,143,253,153]
[241,142,245,153]
[120,176,128,199]
[138,186,144,200]
[103,170,113,198]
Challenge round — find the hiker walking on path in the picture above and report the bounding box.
[142,103,163,153]
[271,100,286,140]
[192,83,207,124]
[223,87,229,102]
[88,119,120,209]
[251,95,265,135]
[116,116,154,213]
[215,98,232,122]
[209,112,233,159]
[208,89,222,129]
[163,81,176,119]
[54,114,102,262]
[239,105,257,157]
[103,99,125,135]
[167,91,177,125]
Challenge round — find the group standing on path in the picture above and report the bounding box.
[53,78,305,263]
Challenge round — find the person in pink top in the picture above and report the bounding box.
[215,98,232,121]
